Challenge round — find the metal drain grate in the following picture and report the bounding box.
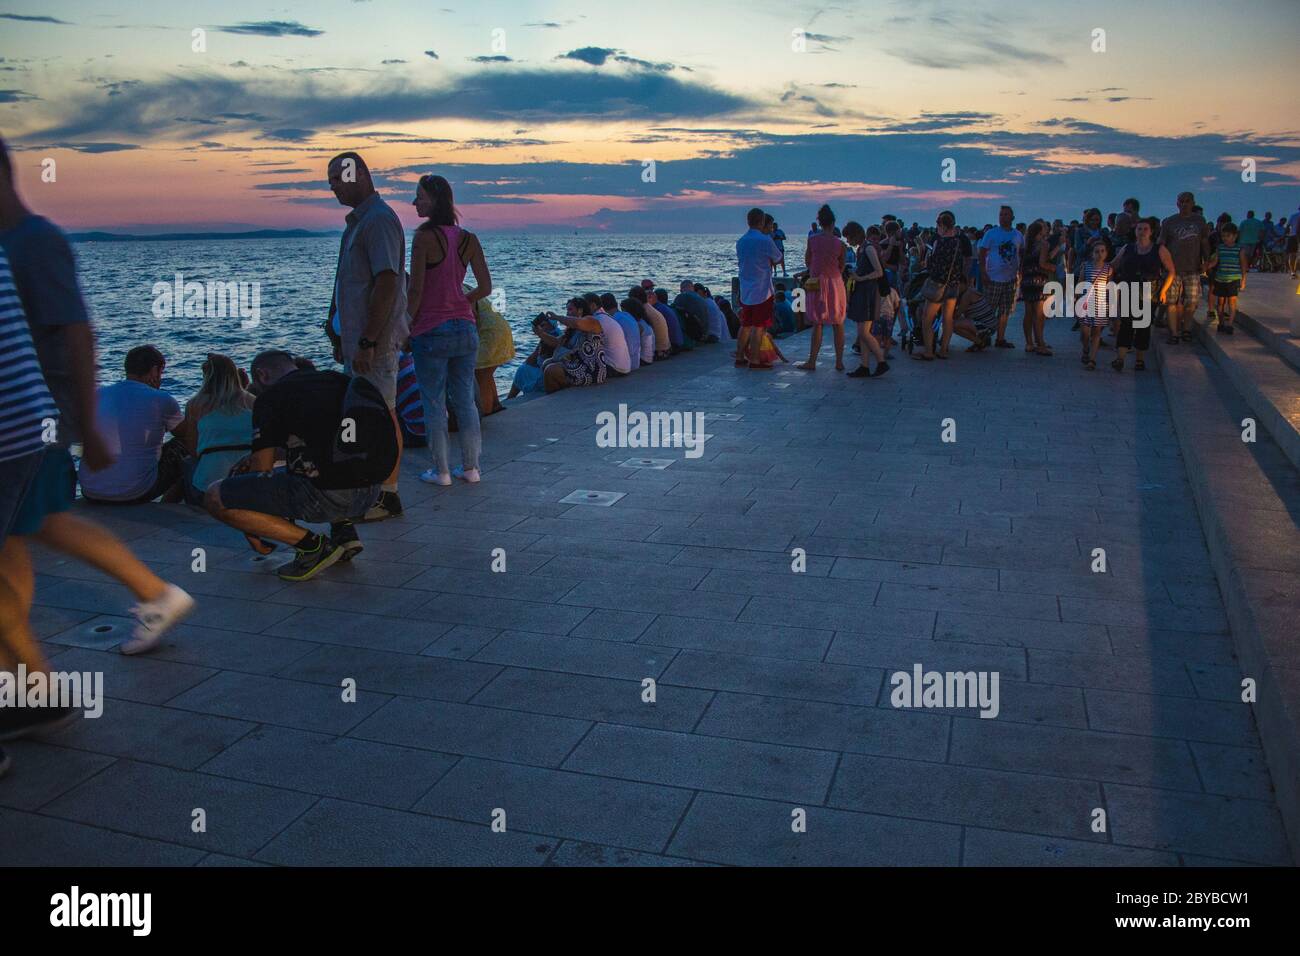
[559,489,627,506]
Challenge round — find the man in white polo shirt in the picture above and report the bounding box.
[735,207,781,370]
[78,345,185,504]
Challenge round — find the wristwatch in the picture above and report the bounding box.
[357,337,377,350]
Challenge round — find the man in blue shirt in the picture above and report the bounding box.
[736,207,782,369]
[672,281,712,343]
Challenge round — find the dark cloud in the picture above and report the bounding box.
[559,47,617,66]
[424,50,439,59]
[0,88,37,103]
[469,55,514,63]
[29,141,141,153]
[23,68,754,142]
[462,138,553,148]
[215,116,1300,229]
[0,12,71,24]
[215,21,324,38]
[381,59,407,65]
[97,79,140,97]
[255,128,316,142]
[557,47,681,72]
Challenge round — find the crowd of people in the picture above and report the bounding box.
[2,122,1299,777]
[729,194,1300,376]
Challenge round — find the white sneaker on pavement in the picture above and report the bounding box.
[121,584,195,655]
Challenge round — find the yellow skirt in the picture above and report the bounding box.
[474,298,516,369]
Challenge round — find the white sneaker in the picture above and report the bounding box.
[122,584,195,655]
[453,467,481,483]
[419,468,452,486]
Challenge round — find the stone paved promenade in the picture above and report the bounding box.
[1,300,1291,866]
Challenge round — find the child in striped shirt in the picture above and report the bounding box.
[1206,223,1247,335]
[1078,239,1113,371]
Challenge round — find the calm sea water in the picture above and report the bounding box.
[75,233,809,398]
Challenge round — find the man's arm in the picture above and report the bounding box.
[353,216,404,370]
[363,271,399,345]
[247,447,276,474]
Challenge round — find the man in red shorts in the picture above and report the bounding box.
[735,207,781,369]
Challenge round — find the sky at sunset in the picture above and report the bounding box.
[3,0,1299,232]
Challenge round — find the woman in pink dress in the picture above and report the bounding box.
[798,204,848,371]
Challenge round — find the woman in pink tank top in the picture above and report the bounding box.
[407,175,493,485]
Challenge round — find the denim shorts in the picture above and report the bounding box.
[10,447,76,537]
[0,448,47,545]
[216,470,380,524]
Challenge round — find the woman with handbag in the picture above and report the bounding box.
[842,222,889,378]
[796,204,848,371]
[912,211,963,361]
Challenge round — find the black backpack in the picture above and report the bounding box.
[331,375,398,485]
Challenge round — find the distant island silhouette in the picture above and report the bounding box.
[69,229,339,242]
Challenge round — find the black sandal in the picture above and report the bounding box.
[1111,358,1123,372]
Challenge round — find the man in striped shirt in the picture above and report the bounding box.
[0,244,58,779]
[0,136,194,679]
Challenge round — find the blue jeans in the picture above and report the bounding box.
[411,320,481,475]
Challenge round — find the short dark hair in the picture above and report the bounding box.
[582,291,602,310]
[329,151,370,179]
[628,285,647,303]
[1124,197,1140,212]
[1221,223,1239,237]
[599,292,618,313]
[251,349,297,380]
[1178,191,1195,204]
[746,207,765,228]
[1000,204,1014,217]
[124,345,165,377]
[937,210,956,228]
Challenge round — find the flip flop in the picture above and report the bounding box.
[911,352,935,361]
